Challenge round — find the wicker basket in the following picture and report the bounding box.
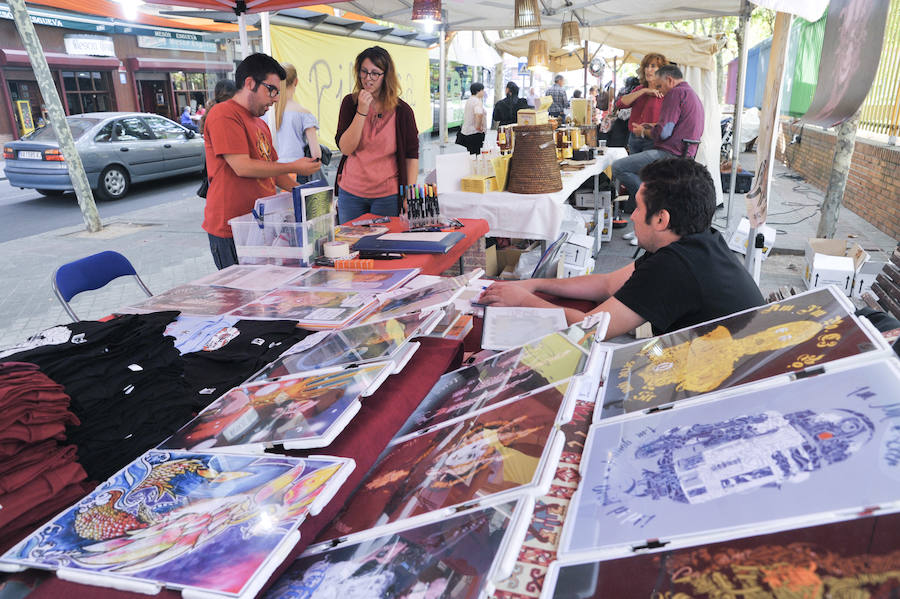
[507,124,563,194]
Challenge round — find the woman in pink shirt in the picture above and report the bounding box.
[335,46,419,222]
[616,53,667,154]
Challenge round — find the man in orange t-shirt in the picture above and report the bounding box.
[203,53,320,269]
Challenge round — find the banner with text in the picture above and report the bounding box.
[271,26,432,150]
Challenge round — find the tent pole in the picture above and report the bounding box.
[238,13,250,58]
[727,0,751,231]
[583,41,588,98]
[8,0,101,233]
[439,27,448,145]
[261,12,271,55]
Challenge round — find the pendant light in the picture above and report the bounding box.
[527,38,549,71]
[514,0,540,29]
[560,17,581,52]
[412,0,441,32]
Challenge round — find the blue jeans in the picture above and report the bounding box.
[338,189,400,223]
[611,148,677,204]
[208,233,238,270]
[627,132,654,154]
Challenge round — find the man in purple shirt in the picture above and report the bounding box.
[611,64,704,208]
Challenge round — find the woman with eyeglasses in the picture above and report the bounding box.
[266,64,324,184]
[335,46,419,222]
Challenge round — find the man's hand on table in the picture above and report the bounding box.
[478,280,544,308]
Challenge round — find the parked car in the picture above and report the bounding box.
[2,112,204,201]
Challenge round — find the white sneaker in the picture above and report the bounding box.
[630,237,638,246]
[623,231,635,240]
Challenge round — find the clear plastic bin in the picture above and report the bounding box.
[228,212,334,266]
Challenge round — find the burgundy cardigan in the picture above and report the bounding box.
[334,94,419,197]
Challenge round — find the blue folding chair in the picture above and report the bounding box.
[52,251,152,321]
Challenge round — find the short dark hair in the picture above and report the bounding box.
[573,89,582,98]
[554,74,564,83]
[656,64,683,81]
[639,158,715,236]
[470,82,485,95]
[506,81,519,97]
[213,79,238,103]
[235,53,286,90]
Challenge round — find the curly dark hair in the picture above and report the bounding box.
[639,158,716,236]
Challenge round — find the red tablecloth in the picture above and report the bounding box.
[24,337,464,599]
[343,214,489,276]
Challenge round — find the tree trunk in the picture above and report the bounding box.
[714,17,725,102]
[817,111,861,238]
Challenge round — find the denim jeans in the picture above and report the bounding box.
[627,132,655,155]
[611,148,677,203]
[208,233,239,270]
[338,188,400,223]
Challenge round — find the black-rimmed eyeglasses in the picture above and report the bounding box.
[256,81,280,98]
[360,68,385,80]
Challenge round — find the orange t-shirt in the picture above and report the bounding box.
[202,99,279,238]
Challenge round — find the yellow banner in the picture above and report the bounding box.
[271,26,433,150]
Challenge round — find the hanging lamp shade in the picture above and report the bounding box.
[560,20,581,51]
[514,0,540,28]
[411,0,441,26]
[527,39,550,71]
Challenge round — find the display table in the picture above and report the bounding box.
[343,214,489,276]
[438,148,627,242]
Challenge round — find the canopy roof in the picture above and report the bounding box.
[494,24,723,72]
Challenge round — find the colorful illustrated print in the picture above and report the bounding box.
[129,285,263,316]
[229,289,371,324]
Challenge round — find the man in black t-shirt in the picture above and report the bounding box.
[479,158,764,339]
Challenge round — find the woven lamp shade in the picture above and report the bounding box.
[527,39,550,71]
[507,125,563,194]
[411,0,441,23]
[560,20,581,50]
[514,0,540,28]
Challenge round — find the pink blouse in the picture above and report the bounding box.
[339,111,398,198]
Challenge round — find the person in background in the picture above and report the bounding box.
[180,106,199,133]
[266,63,324,184]
[546,74,568,120]
[526,87,539,108]
[202,53,320,269]
[573,89,583,99]
[492,82,529,127]
[201,80,237,134]
[478,159,763,339]
[335,46,419,223]
[616,53,667,155]
[458,82,486,155]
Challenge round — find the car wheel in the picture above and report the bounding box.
[36,189,65,197]
[97,165,129,200]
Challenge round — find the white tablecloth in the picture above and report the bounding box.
[438,148,627,241]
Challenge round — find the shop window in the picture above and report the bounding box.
[66,93,83,114]
[62,72,77,92]
[62,71,115,116]
[92,72,107,91]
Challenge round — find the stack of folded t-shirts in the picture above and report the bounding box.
[181,319,311,412]
[0,362,95,552]
[0,312,194,481]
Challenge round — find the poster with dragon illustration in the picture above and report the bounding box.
[228,289,376,328]
[159,363,390,452]
[543,512,900,599]
[254,312,437,377]
[126,285,263,316]
[559,360,900,561]
[319,386,569,545]
[598,287,887,422]
[0,451,354,597]
[395,329,591,440]
[265,499,530,599]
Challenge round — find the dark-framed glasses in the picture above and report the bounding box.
[360,68,385,80]
[257,81,280,98]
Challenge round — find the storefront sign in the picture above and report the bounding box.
[64,35,116,57]
[136,35,217,53]
[0,3,113,32]
[119,24,204,41]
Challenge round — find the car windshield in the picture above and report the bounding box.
[24,118,102,142]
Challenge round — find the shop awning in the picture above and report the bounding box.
[125,57,233,72]
[0,48,120,68]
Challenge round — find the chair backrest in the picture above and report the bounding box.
[54,251,140,302]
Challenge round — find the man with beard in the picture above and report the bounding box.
[202,53,320,269]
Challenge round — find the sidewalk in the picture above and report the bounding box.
[0,144,894,349]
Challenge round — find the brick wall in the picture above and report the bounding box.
[775,121,900,239]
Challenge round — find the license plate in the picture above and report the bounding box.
[17,151,42,160]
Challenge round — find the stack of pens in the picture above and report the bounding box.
[400,184,440,229]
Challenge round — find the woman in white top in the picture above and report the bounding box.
[457,82,486,155]
[267,64,324,183]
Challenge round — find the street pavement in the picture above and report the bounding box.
[0,147,895,349]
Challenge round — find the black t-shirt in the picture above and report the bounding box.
[614,229,765,335]
[492,96,529,126]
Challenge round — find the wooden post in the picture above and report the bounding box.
[816,110,861,238]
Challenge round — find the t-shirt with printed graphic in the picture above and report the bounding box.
[203,98,279,238]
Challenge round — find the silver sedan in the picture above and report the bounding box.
[2,112,205,201]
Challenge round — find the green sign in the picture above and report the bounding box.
[0,3,113,32]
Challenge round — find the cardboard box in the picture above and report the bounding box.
[484,242,540,279]
[803,238,869,296]
[852,260,886,299]
[574,190,611,209]
[517,109,549,126]
[563,233,595,267]
[560,258,594,278]
[460,175,497,193]
[727,217,776,259]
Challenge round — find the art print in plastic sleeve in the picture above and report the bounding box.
[159,364,389,451]
[397,330,589,438]
[544,513,900,599]
[1,451,352,597]
[481,306,568,351]
[287,268,419,293]
[127,284,263,316]
[560,360,900,560]
[255,313,431,376]
[264,500,522,599]
[192,265,309,291]
[362,279,466,323]
[320,389,566,543]
[600,287,883,421]
[229,289,373,325]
